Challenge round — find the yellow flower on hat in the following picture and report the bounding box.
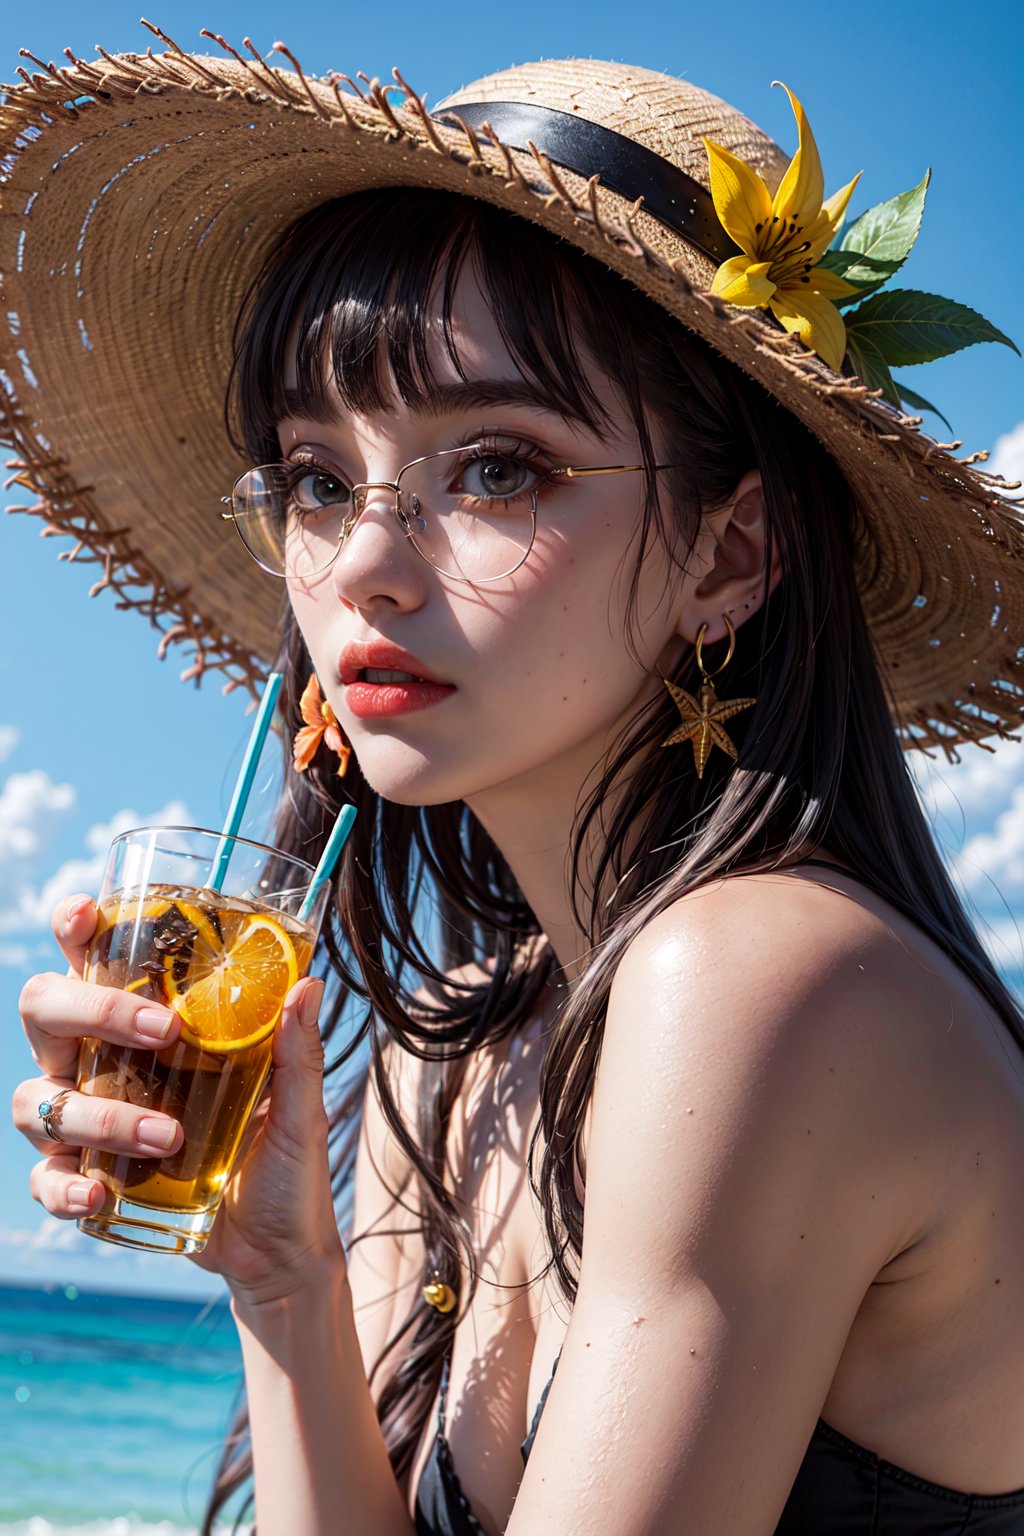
[703,84,862,372]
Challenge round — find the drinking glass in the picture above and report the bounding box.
[75,826,329,1254]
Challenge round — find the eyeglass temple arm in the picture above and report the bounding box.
[552,463,675,478]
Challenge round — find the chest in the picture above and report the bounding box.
[402,1013,579,1533]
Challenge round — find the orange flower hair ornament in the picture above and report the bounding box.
[292,674,352,778]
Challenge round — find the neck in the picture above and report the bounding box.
[464,682,662,976]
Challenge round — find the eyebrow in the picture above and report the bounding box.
[279,378,577,424]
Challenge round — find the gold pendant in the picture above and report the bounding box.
[422,1277,457,1313]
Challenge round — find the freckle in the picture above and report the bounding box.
[562,695,568,702]
[806,1129,811,1135]
[996,1278,1001,1284]
[800,1234,805,1240]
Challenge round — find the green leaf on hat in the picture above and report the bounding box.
[818,171,931,304]
[844,331,901,408]
[843,289,1021,366]
[891,379,953,433]
[818,248,900,306]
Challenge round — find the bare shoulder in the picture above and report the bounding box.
[610,864,966,1075]
[620,862,921,982]
[591,867,978,1268]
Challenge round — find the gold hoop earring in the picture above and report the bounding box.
[661,613,757,779]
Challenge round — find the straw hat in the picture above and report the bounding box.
[2,26,1021,752]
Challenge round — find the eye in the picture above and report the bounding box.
[455,452,541,501]
[288,466,352,515]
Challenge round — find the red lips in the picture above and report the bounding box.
[338,640,456,719]
[338,640,450,687]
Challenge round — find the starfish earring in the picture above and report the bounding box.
[661,614,756,779]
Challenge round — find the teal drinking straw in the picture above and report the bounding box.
[208,671,284,893]
[297,804,357,924]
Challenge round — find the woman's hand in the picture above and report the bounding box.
[12,892,345,1306]
[189,969,348,1304]
[12,893,186,1219]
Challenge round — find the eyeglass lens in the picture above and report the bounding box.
[231,444,538,583]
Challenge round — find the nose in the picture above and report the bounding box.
[328,479,427,613]
[350,481,401,523]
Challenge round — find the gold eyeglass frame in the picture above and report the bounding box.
[222,443,680,585]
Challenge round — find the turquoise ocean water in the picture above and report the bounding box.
[0,1281,250,1535]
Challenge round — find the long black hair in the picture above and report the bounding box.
[203,186,1023,1529]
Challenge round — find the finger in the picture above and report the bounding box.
[28,1152,106,1219]
[12,1078,182,1158]
[19,970,180,1081]
[51,893,100,978]
[264,978,328,1150]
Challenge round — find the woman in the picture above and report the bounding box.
[6,39,1024,1535]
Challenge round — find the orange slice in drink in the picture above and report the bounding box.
[164,905,299,1054]
[93,894,174,940]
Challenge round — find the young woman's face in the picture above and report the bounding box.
[281,260,710,810]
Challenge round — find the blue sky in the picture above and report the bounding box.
[1,0,1022,1300]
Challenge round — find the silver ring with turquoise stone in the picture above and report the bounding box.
[37,1088,73,1143]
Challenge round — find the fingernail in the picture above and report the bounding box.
[298,981,323,1029]
[135,1007,175,1041]
[136,1118,177,1152]
[67,1181,95,1214]
[66,897,92,927]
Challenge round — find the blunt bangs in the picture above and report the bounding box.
[230,187,625,463]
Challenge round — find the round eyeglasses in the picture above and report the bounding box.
[222,441,679,585]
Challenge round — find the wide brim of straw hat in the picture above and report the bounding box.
[1,31,1022,751]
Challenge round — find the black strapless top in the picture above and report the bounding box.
[414,1350,1024,1534]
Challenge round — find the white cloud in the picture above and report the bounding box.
[0,1216,116,1259]
[0,724,19,762]
[0,1218,229,1298]
[960,782,1024,899]
[913,741,1024,990]
[976,913,1024,980]
[0,770,78,940]
[0,791,193,953]
[987,418,1024,500]
[913,735,1024,848]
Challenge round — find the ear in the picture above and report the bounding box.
[679,469,782,645]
